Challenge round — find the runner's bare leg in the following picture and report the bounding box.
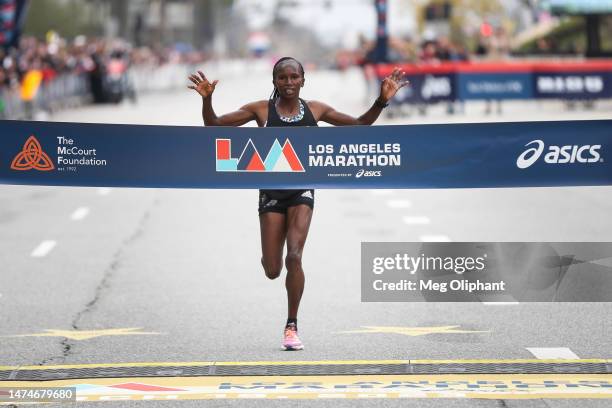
[284,205,313,319]
[260,212,286,280]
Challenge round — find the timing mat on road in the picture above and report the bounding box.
[1,360,611,401]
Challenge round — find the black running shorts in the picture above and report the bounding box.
[258,189,315,214]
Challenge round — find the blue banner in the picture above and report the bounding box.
[376,62,612,103]
[392,73,455,104]
[0,119,610,189]
[457,73,533,100]
[534,71,612,99]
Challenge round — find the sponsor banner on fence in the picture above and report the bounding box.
[534,72,612,99]
[393,73,456,104]
[376,61,612,102]
[0,119,610,189]
[361,242,612,302]
[457,73,533,100]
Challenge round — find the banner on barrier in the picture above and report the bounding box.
[457,73,533,100]
[0,119,610,189]
[395,73,456,104]
[377,61,612,102]
[534,71,612,99]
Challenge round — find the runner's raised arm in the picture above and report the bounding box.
[309,67,409,126]
[188,70,261,127]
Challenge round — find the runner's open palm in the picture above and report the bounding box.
[380,67,409,102]
[188,71,218,98]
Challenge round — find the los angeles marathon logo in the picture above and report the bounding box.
[11,135,55,171]
[216,138,304,172]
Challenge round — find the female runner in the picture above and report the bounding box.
[189,57,408,350]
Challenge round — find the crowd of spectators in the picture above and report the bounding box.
[0,34,206,117]
[342,30,511,69]
[334,32,513,116]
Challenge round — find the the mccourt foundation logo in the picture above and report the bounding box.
[11,135,54,171]
[216,138,304,172]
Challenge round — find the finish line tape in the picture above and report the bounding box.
[0,119,610,189]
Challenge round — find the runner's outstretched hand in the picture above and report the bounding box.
[379,67,410,102]
[188,71,218,99]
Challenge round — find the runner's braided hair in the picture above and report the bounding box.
[270,57,305,101]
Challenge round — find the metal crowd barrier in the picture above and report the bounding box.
[38,74,91,114]
[0,74,90,120]
[0,63,198,120]
[0,88,24,119]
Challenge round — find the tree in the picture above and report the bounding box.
[23,0,102,39]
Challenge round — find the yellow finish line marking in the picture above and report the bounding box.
[1,360,611,401]
[1,375,611,401]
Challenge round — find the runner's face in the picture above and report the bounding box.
[273,62,304,98]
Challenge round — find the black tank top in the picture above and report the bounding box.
[262,98,317,199]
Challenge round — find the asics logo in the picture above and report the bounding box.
[516,140,545,169]
[517,139,602,169]
[355,169,381,178]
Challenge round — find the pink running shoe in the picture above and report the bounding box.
[282,323,304,351]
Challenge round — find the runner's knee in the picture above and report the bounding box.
[262,257,282,280]
[285,251,302,272]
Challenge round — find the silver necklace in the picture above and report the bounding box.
[276,99,304,123]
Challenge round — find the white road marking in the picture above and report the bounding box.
[386,199,411,209]
[482,302,520,305]
[97,187,112,196]
[526,347,579,359]
[402,216,430,225]
[71,207,90,221]
[31,240,57,258]
[419,235,451,242]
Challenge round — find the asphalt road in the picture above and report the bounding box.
[0,65,611,407]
